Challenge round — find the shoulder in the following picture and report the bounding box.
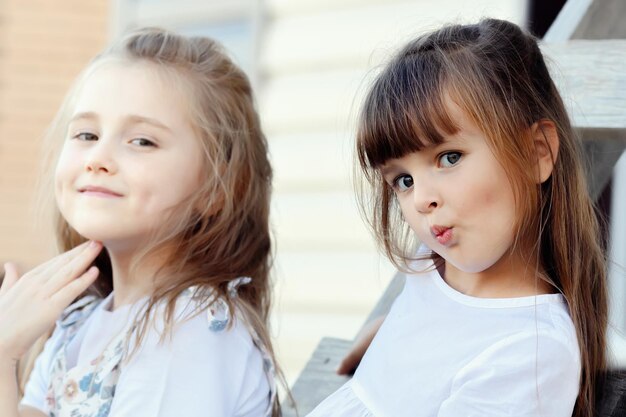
[176,287,256,346]
[170,295,257,357]
[461,330,580,375]
[114,289,272,416]
[131,288,262,367]
[441,330,580,416]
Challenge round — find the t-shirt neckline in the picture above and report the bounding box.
[428,266,566,309]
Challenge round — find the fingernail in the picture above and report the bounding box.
[89,241,99,248]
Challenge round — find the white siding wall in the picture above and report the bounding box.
[261,0,527,382]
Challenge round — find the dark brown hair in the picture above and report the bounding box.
[356,18,607,417]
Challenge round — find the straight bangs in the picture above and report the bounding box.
[354,47,463,269]
[356,51,460,172]
[354,30,536,269]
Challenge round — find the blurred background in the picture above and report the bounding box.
[0,0,624,384]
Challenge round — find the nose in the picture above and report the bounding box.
[84,140,117,174]
[412,181,440,214]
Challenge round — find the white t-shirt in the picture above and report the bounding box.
[308,260,581,417]
[20,291,272,417]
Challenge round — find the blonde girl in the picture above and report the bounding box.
[0,28,282,417]
[309,18,606,417]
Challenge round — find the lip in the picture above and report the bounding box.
[78,185,123,198]
[431,225,454,246]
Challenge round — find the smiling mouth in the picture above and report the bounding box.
[78,186,123,197]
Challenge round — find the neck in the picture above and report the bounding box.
[442,250,554,298]
[105,244,165,310]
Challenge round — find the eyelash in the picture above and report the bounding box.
[389,151,463,191]
[71,132,157,147]
[130,138,157,147]
[392,174,413,192]
[438,151,462,167]
[72,132,98,141]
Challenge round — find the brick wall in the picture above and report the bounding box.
[0,0,110,266]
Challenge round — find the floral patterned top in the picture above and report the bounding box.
[21,280,276,417]
[44,295,124,417]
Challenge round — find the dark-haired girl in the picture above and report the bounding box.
[309,18,606,417]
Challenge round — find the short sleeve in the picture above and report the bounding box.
[20,325,66,412]
[437,331,580,417]
[108,312,271,417]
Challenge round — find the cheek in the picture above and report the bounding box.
[54,152,74,203]
[55,143,82,176]
[461,162,514,215]
[129,144,204,218]
[139,168,201,213]
[397,197,424,236]
[470,173,518,240]
[478,184,501,210]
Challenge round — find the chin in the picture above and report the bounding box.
[440,252,500,274]
[68,222,121,243]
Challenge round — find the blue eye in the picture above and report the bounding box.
[439,152,462,167]
[393,175,414,191]
[73,132,98,141]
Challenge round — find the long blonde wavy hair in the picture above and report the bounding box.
[355,19,607,417]
[21,27,285,415]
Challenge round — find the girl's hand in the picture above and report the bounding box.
[0,241,102,363]
[336,315,386,375]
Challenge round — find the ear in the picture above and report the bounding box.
[531,119,559,183]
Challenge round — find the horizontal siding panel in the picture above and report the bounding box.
[272,310,368,383]
[542,41,626,130]
[273,249,394,382]
[262,6,407,75]
[269,131,354,191]
[262,1,526,75]
[271,191,373,250]
[273,249,394,311]
[267,0,411,17]
[260,69,369,135]
[134,0,252,27]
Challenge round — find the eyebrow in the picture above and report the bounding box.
[380,163,401,178]
[68,112,173,133]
